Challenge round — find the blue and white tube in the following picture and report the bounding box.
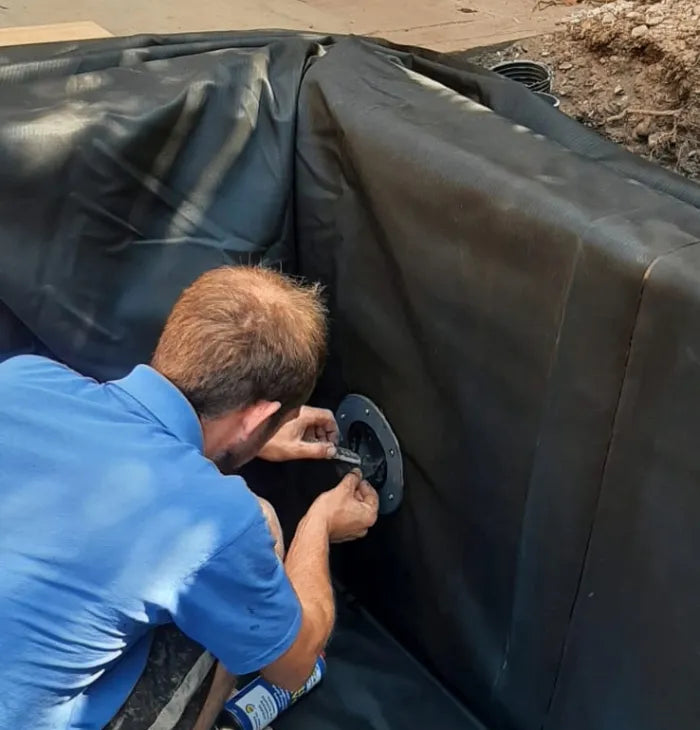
[222,655,326,730]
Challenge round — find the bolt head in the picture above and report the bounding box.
[389,449,395,457]
[388,493,395,500]
[365,408,370,416]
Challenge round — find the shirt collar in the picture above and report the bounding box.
[110,365,204,452]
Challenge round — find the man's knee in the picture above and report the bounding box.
[257,497,285,561]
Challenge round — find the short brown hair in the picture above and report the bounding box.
[152,266,327,419]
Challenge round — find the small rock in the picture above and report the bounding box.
[614,85,624,95]
[599,57,607,65]
[541,50,550,57]
[645,14,664,26]
[634,119,651,139]
[631,24,648,38]
[626,11,644,21]
[648,131,663,148]
[610,55,619,62]
[559,62,573,71]
[602,12,615,24]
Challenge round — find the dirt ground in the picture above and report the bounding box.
[473,0,700,181]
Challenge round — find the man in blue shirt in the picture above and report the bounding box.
[0,266,379,730]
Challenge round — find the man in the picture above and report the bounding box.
[0,266,379,730]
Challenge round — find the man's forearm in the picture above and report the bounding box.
[260,504,335,690]
[262,471,375,690]
[285,507,335,645]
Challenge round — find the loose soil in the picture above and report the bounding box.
[470,0,700,181]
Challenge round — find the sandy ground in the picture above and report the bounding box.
[0,0,569,52]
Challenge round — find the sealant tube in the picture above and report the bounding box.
[222,655,326,730]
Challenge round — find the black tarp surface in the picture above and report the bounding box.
[546,245,700,730]
[0,33,315,377]
[2,30,700,730]
[294,37,700,730]
[275,591,484,730]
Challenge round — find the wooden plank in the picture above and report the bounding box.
[0,21,113,48]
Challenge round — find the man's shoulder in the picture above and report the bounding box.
[169,459,262,530]
[0,354,79,384]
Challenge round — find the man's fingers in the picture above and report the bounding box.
[357,480,379,508]
[301,407,339,440]
[296,440,337,460]
[300,406,336,428]
[316,408,338,431]
[339,469,363,492]
[361,489,379,527]
[356,479,373,499]
[325,422,340,445]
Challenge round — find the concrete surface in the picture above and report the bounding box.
[0,0,570,52]
[0,21,111,46]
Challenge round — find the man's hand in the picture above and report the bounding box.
[262,470,378,691]
[258,406,339,462]
[312,470,379,543]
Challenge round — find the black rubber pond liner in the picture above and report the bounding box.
[491,60,552,93]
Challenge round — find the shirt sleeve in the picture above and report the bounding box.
[171,512,302,675]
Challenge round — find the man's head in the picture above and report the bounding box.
[151,266,327,467]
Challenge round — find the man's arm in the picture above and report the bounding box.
[261,471,378,690]
[173,470,378,696]
[260,508,333,689]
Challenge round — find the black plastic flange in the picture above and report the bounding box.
[336,394,404,515]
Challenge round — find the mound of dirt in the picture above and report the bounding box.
[472,0,700,181]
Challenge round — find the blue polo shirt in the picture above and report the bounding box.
[0,355,302,730]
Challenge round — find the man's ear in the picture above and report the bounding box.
[240,400,282,438]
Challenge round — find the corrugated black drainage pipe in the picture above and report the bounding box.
[490,60,553,93]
